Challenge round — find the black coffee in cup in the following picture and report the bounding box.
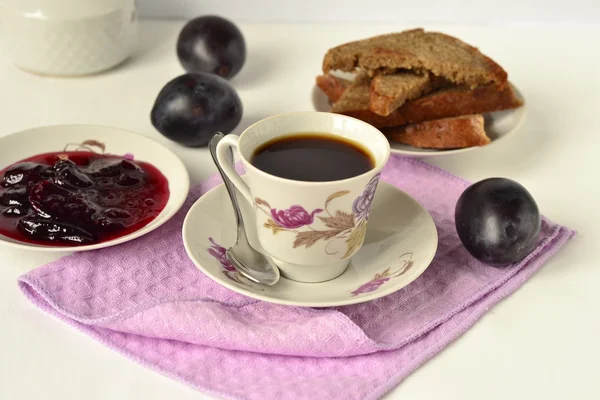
[251,133,375,182]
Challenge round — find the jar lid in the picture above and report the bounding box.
[4,0,129,20]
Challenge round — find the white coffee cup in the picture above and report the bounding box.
[216,111,390,283]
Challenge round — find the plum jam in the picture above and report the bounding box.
[0,151,169,246]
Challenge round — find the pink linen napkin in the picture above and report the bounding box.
[18,155,574,400]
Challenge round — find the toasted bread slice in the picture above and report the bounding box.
[328,73,409,126]
[323,28,507,88]
[315,73,352,103]
[318,74,523,128]
[400,84,522,124]
[369,72,434,116]
[330,72,371,113]
[384,114,489,149]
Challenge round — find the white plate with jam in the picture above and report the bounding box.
[0,125,189,252]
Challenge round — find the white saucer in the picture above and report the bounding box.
[312,83,527,157]
[182,181,438,307]
[0,124,189,252]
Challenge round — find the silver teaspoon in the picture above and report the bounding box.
[209,133,280,286]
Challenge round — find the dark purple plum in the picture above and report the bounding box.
[86,158,141,177]
[18,218,95,244]
[150,72,243,147]
[176,15,246,79]
[52,159,94,188]
[455,178,541,267]
[1,162,50,187]
[29,180,98,223]
[85,158,146,187]
[0,186,28,208]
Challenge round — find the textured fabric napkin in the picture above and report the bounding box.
[18,155,574,400]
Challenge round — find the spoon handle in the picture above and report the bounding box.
[209,133,249,243]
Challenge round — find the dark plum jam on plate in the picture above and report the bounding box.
[0,151,170,246]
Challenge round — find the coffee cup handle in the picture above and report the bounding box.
[215,134,253,204]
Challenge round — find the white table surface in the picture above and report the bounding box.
[0,20,598,400]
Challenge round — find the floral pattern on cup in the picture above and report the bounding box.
[351,252,414,296]
[352,173,378,223]
[207,237,264,291]
[256,174,381,259]
[270,205,323,229]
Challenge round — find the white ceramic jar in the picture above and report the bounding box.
[0,0,137,76]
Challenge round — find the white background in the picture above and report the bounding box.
[138,0,600,25]
[0,6,599,400]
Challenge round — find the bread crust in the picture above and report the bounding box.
[317,74,523,128]
[369,73,435,116]
[323,28,507,88]
[315,74,351,103]
[384,114,490,149]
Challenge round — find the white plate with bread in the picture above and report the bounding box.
[313,28,527,157]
